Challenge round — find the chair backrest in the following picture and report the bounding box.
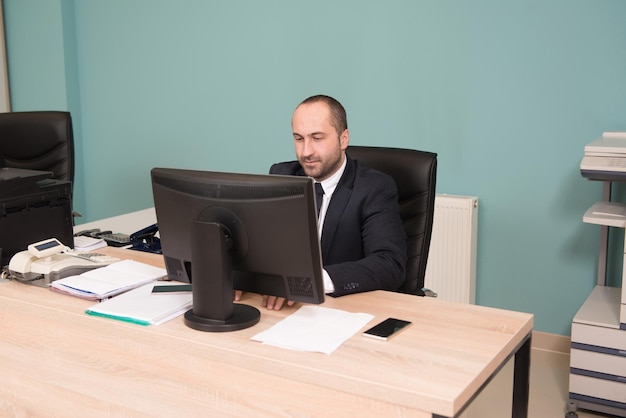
[347,146,437,295]
[0,111,75,191]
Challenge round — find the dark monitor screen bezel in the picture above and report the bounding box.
[151,167,325,321]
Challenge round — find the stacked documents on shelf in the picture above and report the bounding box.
[50,259,166,300]
[86,282,192,326]
[583,201,626,228]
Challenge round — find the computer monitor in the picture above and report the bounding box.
[151,167,325,332]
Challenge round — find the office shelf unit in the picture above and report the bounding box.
[568,191,626,416]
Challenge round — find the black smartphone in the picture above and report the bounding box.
[362,317,412,340]
[152,284,192,293]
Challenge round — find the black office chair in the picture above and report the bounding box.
[347,146,437,296]
[0,111,75,192]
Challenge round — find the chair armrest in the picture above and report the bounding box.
[421,287,437,298]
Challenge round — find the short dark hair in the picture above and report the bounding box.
[299,95,348,136]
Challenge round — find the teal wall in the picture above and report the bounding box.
[3,0,626,336]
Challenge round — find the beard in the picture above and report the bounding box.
[300,151,343,181]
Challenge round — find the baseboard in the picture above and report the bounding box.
[531,331,570,354]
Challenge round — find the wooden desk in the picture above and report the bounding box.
[0,248,533,418]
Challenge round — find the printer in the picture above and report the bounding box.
[580,132,626,181]
[571,132,626,417]
[0,167,74,268]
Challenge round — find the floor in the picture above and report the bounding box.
[461,335,614,418]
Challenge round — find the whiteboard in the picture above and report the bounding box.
[0,0,10,112]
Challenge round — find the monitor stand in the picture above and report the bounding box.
[184,220,260,332]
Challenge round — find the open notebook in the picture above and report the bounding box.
[86,282,192,326]
[50,259,166,300]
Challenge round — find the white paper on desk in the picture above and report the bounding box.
[73,235,107,252]
[251,306,374,355]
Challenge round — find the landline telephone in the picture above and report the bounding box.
[7,237,120,286]
[75,228,131,247]
[74,223,161,254]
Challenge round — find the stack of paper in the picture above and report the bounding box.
[86,282,192,326]
[50,259,166,300]
[73,235,107,252]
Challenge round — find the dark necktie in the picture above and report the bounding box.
[315,182,324,218]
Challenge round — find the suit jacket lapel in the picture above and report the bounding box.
[320,156,357,260]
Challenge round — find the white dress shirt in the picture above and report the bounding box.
[316,157,347,294]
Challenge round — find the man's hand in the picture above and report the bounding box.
[262,295,295,311]
[234,290,294,311]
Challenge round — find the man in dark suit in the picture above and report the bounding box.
[244,95,406,310]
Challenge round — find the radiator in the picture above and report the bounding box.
[423,194,478,304]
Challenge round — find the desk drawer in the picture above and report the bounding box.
[570,348,626,379]
[572,322,626,350]
[569,374,626,404]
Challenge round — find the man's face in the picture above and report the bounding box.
[291,101,349,182]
